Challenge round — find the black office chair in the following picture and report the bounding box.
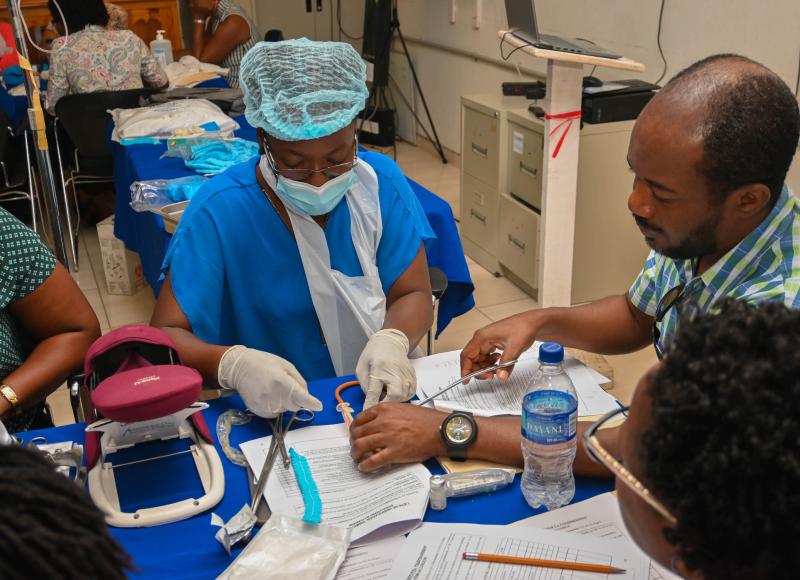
[427,267,448,355]
[0,110,40,232]
[53,87,164,271]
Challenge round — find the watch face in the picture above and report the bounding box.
[445,415,474,444]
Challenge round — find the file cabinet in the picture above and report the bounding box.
[460,94,649,304]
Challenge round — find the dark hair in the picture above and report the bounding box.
[48,0,110,31]
[264,29,285,42]
[642,299,800,579]
[0,444,133,579]
[665,54,799,204]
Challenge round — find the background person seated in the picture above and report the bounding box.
[45,0,168,114]
[0,442,132,578]
[594,299,800,579]
[189,0,259,88]
[0,208,100,432]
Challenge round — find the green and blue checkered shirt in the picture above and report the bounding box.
[629,185,799,354]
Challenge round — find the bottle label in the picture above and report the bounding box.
[522,389,578,445]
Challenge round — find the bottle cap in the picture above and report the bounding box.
[156,30,165,40]
[538,342,564,364]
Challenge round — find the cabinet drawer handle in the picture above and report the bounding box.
[508,234,526,250]
[470,209,487,224]
[520,162,538,178]
[471,143,488,158]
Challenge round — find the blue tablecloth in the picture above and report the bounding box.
[17,376,613,579]
[112,119,474,335]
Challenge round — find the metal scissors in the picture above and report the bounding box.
[249,408,315,514]
[415,359,520,407]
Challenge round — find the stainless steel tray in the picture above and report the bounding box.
[150,201,189,234]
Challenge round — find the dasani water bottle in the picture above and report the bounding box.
[521,342,578,510]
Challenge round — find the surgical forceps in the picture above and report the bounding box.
[250,409,315,514]
[415,359,520,407]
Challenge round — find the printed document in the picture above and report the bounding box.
[515,492,679,580]
[336,536,405,580]
[240,424,430,545]
[387,521,650,579]
[413,346,619,417]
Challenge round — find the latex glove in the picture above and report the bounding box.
[218,346,322,418]
[356,329,417,409]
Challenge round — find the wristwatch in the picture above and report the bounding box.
[439,411,478,461]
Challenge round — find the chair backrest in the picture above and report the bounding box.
[54,87,163,159]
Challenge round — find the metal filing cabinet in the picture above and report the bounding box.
[460,93,649,304]
[459,95,531,273]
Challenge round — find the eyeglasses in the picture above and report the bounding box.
[583,406,678,525]
[652,283,686,359]
[264,139,358,181]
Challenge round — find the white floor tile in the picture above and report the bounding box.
[479,297,539,322]
[82,287,110,332]
[100,286,156,329]
[47,388,75,427]
[433,308,493,354]
[469,261,530,308]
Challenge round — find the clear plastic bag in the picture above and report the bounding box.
[129,175,207,212]
[217,514,351,580]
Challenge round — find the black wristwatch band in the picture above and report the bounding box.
[440,411,478,462]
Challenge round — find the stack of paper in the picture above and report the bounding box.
[387,521,651,579]
[413,346,620,418]
[240,423,431,545]
[515,492,679,580]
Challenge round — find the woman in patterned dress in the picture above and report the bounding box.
[0,208,100,432]
[45,0,168,114]
[189,0,258,88]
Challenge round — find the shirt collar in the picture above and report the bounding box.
[698,184,794,294]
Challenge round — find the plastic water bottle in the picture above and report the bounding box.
[521,342,578,510]
[150,30,173,67]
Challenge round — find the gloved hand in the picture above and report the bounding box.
[218,346,322,418]
[356,329,417,409]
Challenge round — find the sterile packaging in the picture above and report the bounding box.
[130,175,207,212]
[163,137,259,175]
[217,514,351,580]
[96,215,146,296]
[110,99,239,142]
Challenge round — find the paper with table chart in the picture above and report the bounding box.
[387,522,650,579]
[240,423,430,546]
[413,346,619,417]
[514,492,679,580]
[335,536,405,580]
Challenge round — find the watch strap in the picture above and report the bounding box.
[440,411,477,462]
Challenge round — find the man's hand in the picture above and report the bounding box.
[460,311,543,381]
[349,403,448,472]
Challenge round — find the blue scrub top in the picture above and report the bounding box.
[162,151,435,381]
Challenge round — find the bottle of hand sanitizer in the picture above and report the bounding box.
[150,30,173,67]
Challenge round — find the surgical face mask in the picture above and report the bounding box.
[259,155,358,216]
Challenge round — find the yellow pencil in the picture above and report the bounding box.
[463,551,626,574]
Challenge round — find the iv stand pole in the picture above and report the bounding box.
[6,0,68,266]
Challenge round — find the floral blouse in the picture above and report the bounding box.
[46,26,167,114]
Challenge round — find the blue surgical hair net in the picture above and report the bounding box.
[239,38,369,142]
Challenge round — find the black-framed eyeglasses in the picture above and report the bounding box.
[264,138,359,182]
[583,406,678,525]
[652,283,686,359]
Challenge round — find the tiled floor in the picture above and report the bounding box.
[48,141,655,425]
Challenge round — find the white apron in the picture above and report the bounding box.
[260,157,386,376]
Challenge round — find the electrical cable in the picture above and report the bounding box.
[654,0,668,85]
[499,31,528,61]
[17,0,68,54]
[337,0,363,41]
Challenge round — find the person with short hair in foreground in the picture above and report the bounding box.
[0,443,132,579]
[587,299,800,579]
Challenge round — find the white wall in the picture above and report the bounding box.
[392,0,799,155]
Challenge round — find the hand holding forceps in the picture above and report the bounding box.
[250,408,315,514]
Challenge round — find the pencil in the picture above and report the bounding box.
[463,552,626,574]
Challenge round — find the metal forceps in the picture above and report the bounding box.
[249,409,315,514]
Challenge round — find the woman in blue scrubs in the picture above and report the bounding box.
[151,39,434,418]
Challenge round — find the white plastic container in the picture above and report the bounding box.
[150,30,173,67]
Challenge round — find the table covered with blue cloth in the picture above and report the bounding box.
[16,376,613,579]
[112,118,474,335]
